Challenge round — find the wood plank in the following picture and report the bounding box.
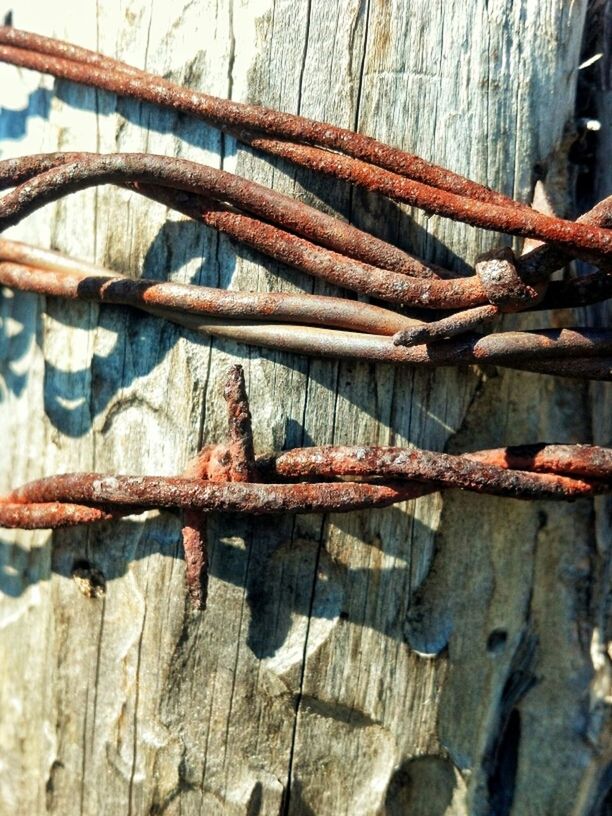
[0,0,609,813]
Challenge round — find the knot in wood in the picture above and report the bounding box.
[476,247,545,312]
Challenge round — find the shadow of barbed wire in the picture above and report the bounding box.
[0,496,438,654]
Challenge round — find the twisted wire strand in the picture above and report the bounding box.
[1,361,609,618]
[1,374,609,524]
[1,240,610,379]
[1,366,609,609]
[1,32,610,609]
[0,30,612,256]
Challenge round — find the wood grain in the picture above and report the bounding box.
[0,1,609,813]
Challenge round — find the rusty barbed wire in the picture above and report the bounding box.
[0,38,609,377]
[0,151,444,280]
[0,240,418,335]
[0,153,610,375]
[0,27,552,209]
[0,150,545,306]
[0,366,609,608]
[0,31,610,374]
[1,239,610,379]
[1,152,610,319]
[0,150,611,305]
[2,26,612,259]
[0,32,609,610]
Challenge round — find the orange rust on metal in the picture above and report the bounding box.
[0,154,482,307]
[393,305,499,346]
[166,317,612,378]
[0,27,527,209]
[2,255,612,379]
[2,154,611,324]
[464,444,612,480]
[0,151,442,280]
[0,35,612,256]
[0,255,417,335]
[475,247,546,311]
[180,516,208,610]
[182,450,211,611]
[1,245,611,379]
[1,367,610,620]
[265,446,606,499]
[136,185,464,308]
[0,500,119,528]
[1,33,612,613]
[2,444,608,525]
[223,365,256,483]
[8,475,419,514]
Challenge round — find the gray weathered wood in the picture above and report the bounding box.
[0,1,610,813]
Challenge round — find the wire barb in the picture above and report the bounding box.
[0,368,610,608]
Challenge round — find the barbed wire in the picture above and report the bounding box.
[0,31,611,608]
[1,26,611,256]
[0,366,610,608]
[0,152,609,377]
[0,236,610,379]
[0,29,610,378]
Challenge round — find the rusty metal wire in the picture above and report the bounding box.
[0,29,610,347]
[0,31,610,612]
[0,27,553,209]
[1,239,610,379]
[2,26,612,258]
[2,152,610,312]
[0,366,609,608]
[0,151,611,311]
[0,240,418,335]
[0,31,610,378]
[0,152,443,280]
[0,153,610,379]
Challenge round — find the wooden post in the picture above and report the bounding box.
[0,1,609,813]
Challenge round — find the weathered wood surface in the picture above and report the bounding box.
[0,1,610,813]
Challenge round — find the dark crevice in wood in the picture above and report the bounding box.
[281,779,316,816]
[572,0,610,216]
[45,759,64,811]
[486,707,520,816]
[486,629,508,654]
[70,557,107,598]
[482,632,538,815]
[590,770,612,816]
